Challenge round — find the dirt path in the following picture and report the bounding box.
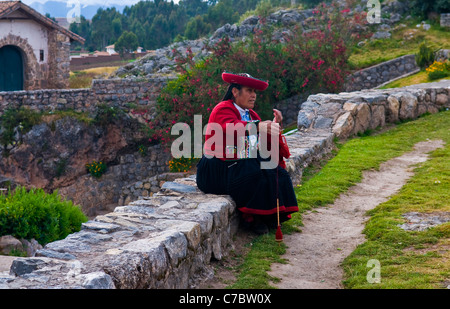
[267,139,445,289]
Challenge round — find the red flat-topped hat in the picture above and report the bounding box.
[222,72,269,91]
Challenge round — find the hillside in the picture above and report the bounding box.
[68,0,262,52]
[111,0,450,79]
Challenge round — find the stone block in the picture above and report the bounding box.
[313,116,333,129]
[343,102,358,115]
[353,103,371,135]
[0,235,24,255]
[370,105,385,129]
[332,111,354,139]
[386,95,400,123]
[80,272,116,289]
[161,181,197,193]
[397,92,418,120]
[9,258,47,276]
[436,93,448,106]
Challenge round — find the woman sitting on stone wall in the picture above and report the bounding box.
[196,72,298,235]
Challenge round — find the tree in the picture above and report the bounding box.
[115,31,139,57]
[149,14,171,48]
[69,15,92,51]
[184,15,212,40]
[112,17,123,39]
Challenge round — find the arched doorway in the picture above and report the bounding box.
[0,45,24,91]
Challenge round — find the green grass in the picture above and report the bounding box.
[380,71,449,89]
[228,234,287,289]
[228,110,450,289]
[349,21,450,70]
[342,141,450,289]
[290,111,450,226]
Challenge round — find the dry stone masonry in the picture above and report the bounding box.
[299,80,450,139]
[344,54,420,92]
[2,80,448,289]
[0,77,175,118]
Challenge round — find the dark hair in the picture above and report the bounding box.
[222,83,242,101]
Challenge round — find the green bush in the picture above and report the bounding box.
[416,42,435,69]
[93,104,124,126]
[0,187,87,245]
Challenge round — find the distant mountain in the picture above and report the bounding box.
[28,1,128,19]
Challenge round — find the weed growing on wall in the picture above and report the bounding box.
[168,157,196,172]
[426,60,450,80]
[138,144,148,157]
[85,160,107,178]
[93,104,124,126]
[0,107,41,154]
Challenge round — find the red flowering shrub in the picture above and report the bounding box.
[145,2,369,148]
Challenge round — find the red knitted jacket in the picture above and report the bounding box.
[203,99,290,167]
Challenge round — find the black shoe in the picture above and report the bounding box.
[252,221,269,235]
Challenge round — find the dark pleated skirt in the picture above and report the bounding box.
[196,156,298,223]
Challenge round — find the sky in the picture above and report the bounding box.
[21,0,146,6]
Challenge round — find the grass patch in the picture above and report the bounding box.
[379,70,449,89]
[229,110,449,289]
[227,233,288,289]
[348,22,450,70]
[342,141,450,289]
[69,66,119,89]
[290,111,449,225]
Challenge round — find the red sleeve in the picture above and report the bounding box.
[208,100,260,136]
[205,100,260,159]
[209,102,247,131]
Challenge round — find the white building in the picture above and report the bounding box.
[0,1,84,90]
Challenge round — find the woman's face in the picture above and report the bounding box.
[233,86,257,110]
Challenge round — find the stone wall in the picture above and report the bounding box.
[50,32,72,89]
[298,80,449,140]
[0,88,92,115]
[0,77,174,217]
[92,77,172,116]
[119,172,191,206]
[344,54,420,92]
[2,177,240,289]
[57,144,172,217]
[274,93,308,127]
[441,13,450,28]
[0,76,175,117]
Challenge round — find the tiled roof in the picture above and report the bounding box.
[0,1,19,14]
[0,1,84,43]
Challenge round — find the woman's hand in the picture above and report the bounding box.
[273,109,283,124]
